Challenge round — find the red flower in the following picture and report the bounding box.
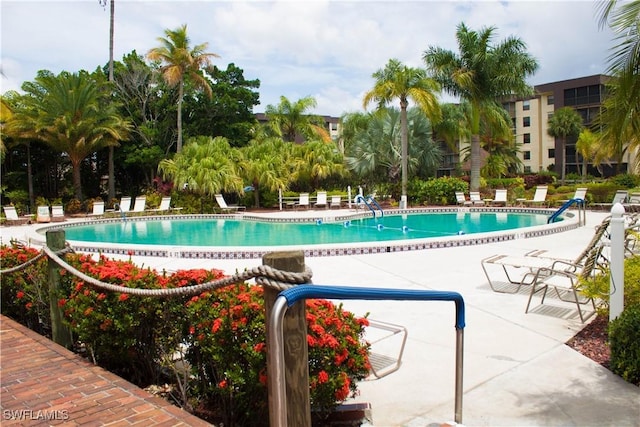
[218,380,228,388]
[118,293,129,302]
[318,370,329,384]
[16,291,25,299]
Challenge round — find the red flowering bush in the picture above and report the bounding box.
[185,284,370,426]
[0,243,50,335]
[1,245,371,424]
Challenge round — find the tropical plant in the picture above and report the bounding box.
[293,139,347,190]
[264,95,329,143]
[575,129,601,180]
[4,70,131,200]
[147,24,219,153]
[345,107,441,196]
[423,22,538,191]
[362,59,441,204]
[596,0,640,174]
[239,136,294,207]
[547,106,584,184]
[158,136,244,199]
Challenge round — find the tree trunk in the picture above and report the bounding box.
[177,80,184,153]
[400,98,409,199]
[27,142,34,214]
[561,137,566,185]
[470,134,481,192]
[72,160,83,201]
[107,0,116,203]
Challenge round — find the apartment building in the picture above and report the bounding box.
[438,74,638,178]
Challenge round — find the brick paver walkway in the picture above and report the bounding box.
[0,315,212,426]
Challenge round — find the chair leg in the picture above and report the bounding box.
[526,283,548,313]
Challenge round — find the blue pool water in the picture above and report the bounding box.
[62,212,551,247]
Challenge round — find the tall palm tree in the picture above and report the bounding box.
[575,129,600,180]
[147,24,219,153]
[6,70,131,201]
[547,106,584,184]
[596,0,640,174]
[362,59,441,206]
[423,22,538,191]
[264,96,329,142]
[99,0,116,203]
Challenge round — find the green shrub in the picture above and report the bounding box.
[580,255,640,313]
[611,174,640,188]
[408,177,468,205]
[609,304,640,385]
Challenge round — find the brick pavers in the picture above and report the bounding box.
[0,315,212,426]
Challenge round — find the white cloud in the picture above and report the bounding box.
[1,0,616,116]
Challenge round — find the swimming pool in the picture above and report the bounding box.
[45,208,580,259]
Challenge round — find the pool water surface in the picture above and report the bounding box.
[62,212,551,247]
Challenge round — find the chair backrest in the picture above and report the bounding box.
[612,190,628,204]
[331,195,341,204]
[3,206,20,220]
[470,192,482,202]
[494,189,507,202]
[316,191,327,204]
[573,216,611,265]
[573,188,587,201]
[215,194,228,208]
[133,196,146,212]
[158,197,171,211]
[455,192,466,203]
[92,201,105,215]
[119,196,132,212]
[37,206,51,222]
[52,205,64,217]
[299,193,310,205]
[533,186,548,201]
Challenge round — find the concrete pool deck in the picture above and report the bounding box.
[1,208,639,426]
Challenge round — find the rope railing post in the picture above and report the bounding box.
[46,230,72,349]
[263,251,311,427]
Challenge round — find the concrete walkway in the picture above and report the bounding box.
[1,209,639,426]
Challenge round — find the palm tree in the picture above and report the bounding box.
[147,24,219,153]
[596,0,640,174]
[264,96,329,142]
[158,135,244,196]
[547,106,583,184]
[345,107,441,192]
[239,136,293,208]
[423,22,538,191]
[362,59,441,206]
[6,70,130,201]
[293,139,346,189]
[575,129,600,181]
[99,0,116,203]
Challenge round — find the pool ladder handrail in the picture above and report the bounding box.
[548,197,585,225]
[355,194,384,218]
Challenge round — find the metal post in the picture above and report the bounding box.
[279,188,283,211]
[609,203,625,321]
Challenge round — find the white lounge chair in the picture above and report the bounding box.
[330,195,342,209]
[36,206,51,223]
[593,190,628,210]
[132,196,146,214]
[491,189,508,207]
[469,191,485,206]
[148,196,182,214]
[51,205,66,222]
[295,193,310,210]
[523,185,548,207]
[88,201,105,217]
[314,191,327,209]
[118,196,132,213]
[455,192,472,206]
[215,194,245,213]
[2,206,32,225]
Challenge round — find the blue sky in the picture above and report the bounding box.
[1,0,615,117]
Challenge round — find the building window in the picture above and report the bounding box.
[548,149,555,158]
[523,100,530,111]
[523,151,531,160]
[547,95,554,105]
[523,117,530,127]
[524,166,532,173]
[523,133,531,144]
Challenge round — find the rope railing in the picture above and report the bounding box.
[2,243,313,298]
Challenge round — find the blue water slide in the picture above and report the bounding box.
[548,197,584,223]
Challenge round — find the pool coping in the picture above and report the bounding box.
[33,207,580,260]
